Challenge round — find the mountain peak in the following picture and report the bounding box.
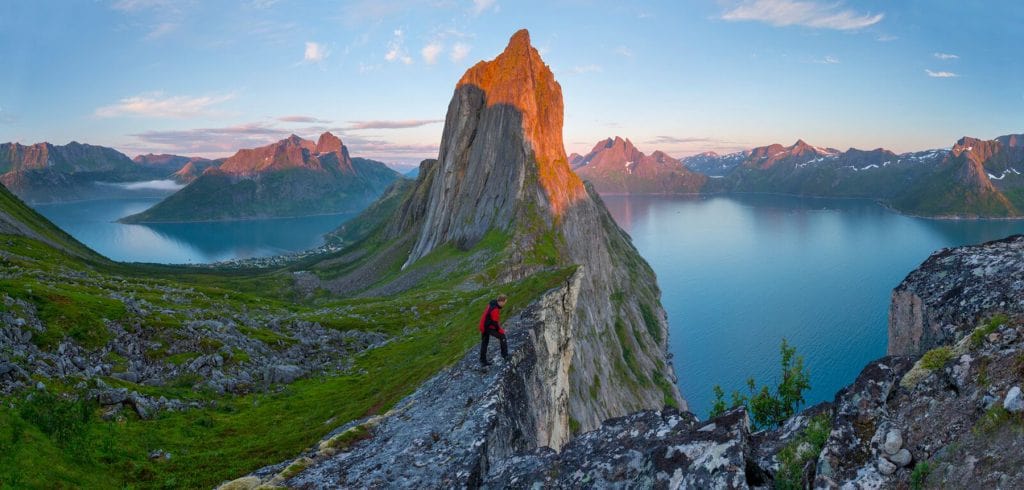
[454,28,584,216]
[506,28,532,52]
[316,131,343,154]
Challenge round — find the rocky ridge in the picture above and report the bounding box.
[224,234,1024,489]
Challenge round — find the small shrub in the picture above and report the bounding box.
[920,346,954,370]
[971,313,1008,349]
[974,404,1023,434]
[910,461,932,490]
[707,339,811,430]
[775,412,832,490]
[976,357,990,387]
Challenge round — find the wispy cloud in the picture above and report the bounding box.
[814,55,840,64]
[0,105,15,124]
[925,69,958,78]
[145,22,178,40]
[278,115,331,124]
[95,92,235,118]
[569,64,603,74]
[125,121,440,163]
[304,42,329,63]
[876,34,898,42]
[129,123,286,154]
[471,0,497,15]
[358,62,381,74]
[385,29,413,64]
[421,42,443,64]
[721,0,884,30]
[614,46,633,58]
[345,119,443,130]
[646,136,723,145]
[933,52,959,60]
[110,0,177,11]
[451,42,471,62]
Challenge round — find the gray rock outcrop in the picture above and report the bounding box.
[888,234,1024,356]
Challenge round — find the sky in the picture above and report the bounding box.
[1,0,1022,169]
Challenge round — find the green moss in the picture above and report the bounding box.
[612,317,647,386]
[323,424,372,451]
[568,417,581,435]
[238,325,297,348]
[589,374,601,401]
[279,457,312,479]
[651,369,679,409]
[639,302,662,344]
[165,352,200,366]
[920,346,954,370]
[230,348,251,365]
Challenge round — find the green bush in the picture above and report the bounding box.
[970,313,1008,348]
[775,412,831,489]
[920,346,954,370]
[910,461,932,490]
[709,339,811,430]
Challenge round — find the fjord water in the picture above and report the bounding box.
[603,194,1024,417]
[33,198,353,264]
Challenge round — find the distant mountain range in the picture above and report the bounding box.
[133,153,223,184]
[572,134,1024,218]
[573,137,706,194]
[119,132,400,223]
[0,142,188,202]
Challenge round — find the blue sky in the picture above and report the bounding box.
[1,0,1022,168]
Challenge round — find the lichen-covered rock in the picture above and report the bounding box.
[814,356,915,488]
[485,408,755,489]
[888,234,1024,356]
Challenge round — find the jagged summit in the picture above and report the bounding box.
[455,28,585,216]
[218,132,351,175]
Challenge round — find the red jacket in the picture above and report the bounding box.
[479,300,503,334]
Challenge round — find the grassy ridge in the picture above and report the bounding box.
[0,203,572,488]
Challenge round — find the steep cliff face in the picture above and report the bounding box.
[888,235,1024,356]
[398,29,684,429]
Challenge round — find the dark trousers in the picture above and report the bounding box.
[480,328,508,363]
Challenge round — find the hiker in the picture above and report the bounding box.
[479,294,508,367]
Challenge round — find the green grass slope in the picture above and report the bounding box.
[0,177,576,488]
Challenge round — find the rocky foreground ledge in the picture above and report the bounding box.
[220,236,1024,489]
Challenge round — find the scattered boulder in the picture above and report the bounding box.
[263,365,304,385]
[1005,386,1023,413]
[883,429,903,455]
[890,448,912,467]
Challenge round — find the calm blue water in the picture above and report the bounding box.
[33,198,354,264]
[602,194,1024,418]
